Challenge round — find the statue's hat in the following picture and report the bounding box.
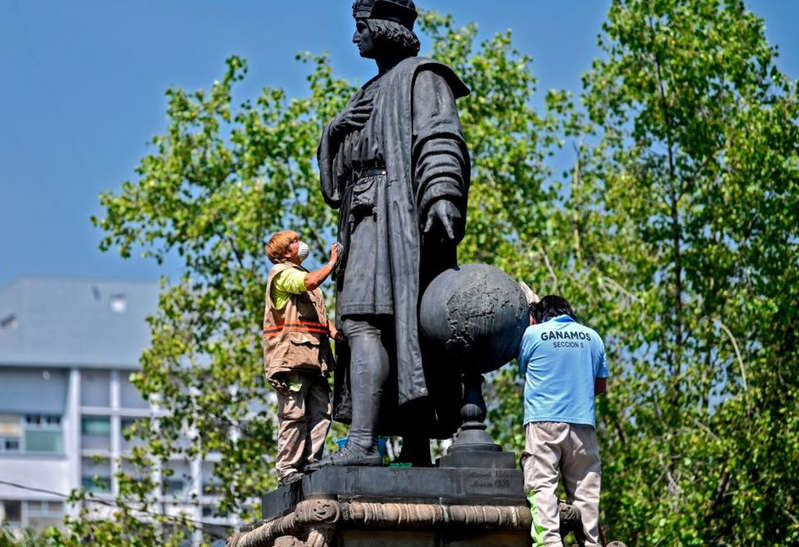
[352,0,417,30]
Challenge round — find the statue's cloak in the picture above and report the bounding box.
[318,56,470,437]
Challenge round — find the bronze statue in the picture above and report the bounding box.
[315,0,470,466]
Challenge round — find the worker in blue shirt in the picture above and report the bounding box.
[518,293,609,546]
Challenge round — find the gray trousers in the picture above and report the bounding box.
[275,371,331,479]
[521,422,602,546]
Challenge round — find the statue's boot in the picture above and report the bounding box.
[309,317,388,469]
[307,442,382,469]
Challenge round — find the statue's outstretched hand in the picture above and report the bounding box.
[330,95,373,140]
[423,200,463,244]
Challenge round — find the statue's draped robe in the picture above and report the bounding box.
[318,57,470,437]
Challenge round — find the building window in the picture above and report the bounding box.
[0,414,22,453]
[163,462,191,497]
[120,418,147,452]
[80,370,110,408]
[81,416,110,436]
[0,438,20,452]
[81,416,111,452]
[120,417,139,430]
[0,499,22,526]
[81,457,111,494]
[163,479,185,495]
[202,479,225,496]
[201,462,224,496]
[25,430,63,453]
[120,374,149,409]
[0,414,63,454]
[25,415,61,426]
[80,476,112,494]
[119,457,148,483]
[201,505,216,518]
[23,414,64,454]
[24,500,64,532]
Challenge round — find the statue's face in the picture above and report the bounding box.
[352,19,376,58]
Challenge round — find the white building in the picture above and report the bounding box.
[0,278,230,541]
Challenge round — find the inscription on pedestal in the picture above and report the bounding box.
[465,470,512,492]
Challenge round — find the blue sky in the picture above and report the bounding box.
[1,0,797,287]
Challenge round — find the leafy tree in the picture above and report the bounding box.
[577,0,799,544]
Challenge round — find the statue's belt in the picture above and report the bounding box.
[351,160,386,180]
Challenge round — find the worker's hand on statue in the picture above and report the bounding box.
[328,242,340,266]
[423,200,464,243]
[330,95,373,139]
[519,281,540,305]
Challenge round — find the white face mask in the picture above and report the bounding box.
[297,241,310,261]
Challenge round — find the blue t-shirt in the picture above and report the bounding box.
[518,315,609,427]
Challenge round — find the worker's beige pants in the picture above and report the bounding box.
[275,371,331,479]
[522,422,602,546]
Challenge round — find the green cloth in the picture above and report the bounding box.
[271,268,307,310]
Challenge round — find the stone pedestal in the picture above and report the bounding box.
[227,465,530,547]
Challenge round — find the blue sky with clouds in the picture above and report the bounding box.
[1,0,797,287]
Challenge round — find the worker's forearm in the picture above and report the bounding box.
[304,261,335,290]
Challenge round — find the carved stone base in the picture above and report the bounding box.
[228,498,530,547]
[227,467,530,547]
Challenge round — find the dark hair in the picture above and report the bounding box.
[531,295,579,324]
[366,18,420,57]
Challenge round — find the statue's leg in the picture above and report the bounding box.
[346,316,389,454]
[310,316,387,468]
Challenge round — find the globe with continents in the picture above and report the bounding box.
[420,263,529,375]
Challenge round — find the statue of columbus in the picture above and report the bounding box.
[315,0,471,466]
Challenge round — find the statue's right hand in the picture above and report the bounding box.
[330,96,373,139]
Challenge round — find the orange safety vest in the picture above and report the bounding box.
[262,262,333,381]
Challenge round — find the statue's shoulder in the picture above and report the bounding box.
[389,57,470,99]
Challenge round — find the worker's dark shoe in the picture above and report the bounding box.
[306,444,382,470]
[277,471,304,487]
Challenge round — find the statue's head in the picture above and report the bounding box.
[352,0,420,59]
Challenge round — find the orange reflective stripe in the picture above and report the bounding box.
[262,323,330,338]
[263,327,328,333]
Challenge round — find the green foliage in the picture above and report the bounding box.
[48,1,798,545]
[0,526,54,547]
[579,0,799,544]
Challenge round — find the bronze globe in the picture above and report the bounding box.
[419,263,529,375]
